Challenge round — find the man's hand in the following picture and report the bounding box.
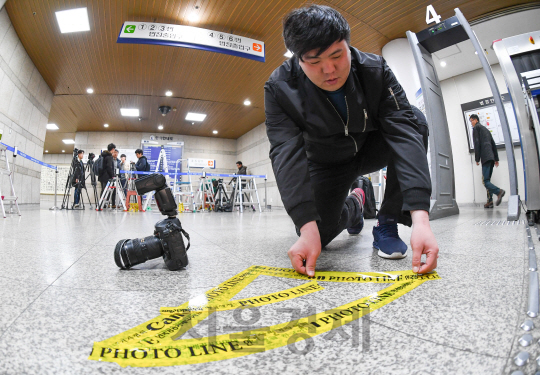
[76,179,79,183]
[288,221,321,276]
[495,161,499,167]
[476,162,479,166]
[410,210,439,274]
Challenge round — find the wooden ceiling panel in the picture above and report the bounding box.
[4,0,538,153]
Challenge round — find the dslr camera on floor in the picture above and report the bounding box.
[114,174,190,271]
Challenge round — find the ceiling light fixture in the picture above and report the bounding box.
[121,108,140,117]
[284,50,293,58]
[165,91,173,97]
[46,124,59,130]
[55,7,90,34]
[45,150,48,153]
[440,61,447,67]
[186,112,206,122]
[104,124,109,128]
[213,130,218,134]
[158,125,164,130]
[62,139,75,144]
[244,99,251,106]
[62,150,65,153]
[86,88,94,94]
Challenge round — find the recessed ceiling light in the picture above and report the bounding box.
[45,150,48,153]
[244,99,251,106]
[121,108,140,117]
[158,125,164,130]
[62,139,75,144]
[165,91,173,97]
[213,130,218,134]
[186,112,206,122]
[284,50,293,58]
[55,7,90,34]
[475,51,478,55]
[86,88,94,94]
[187,12,199,23]
[46,124,59,130]
[62,150,65,153]
[104,124,109,128]
[440,61,447,67]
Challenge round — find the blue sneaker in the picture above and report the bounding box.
[347,188,365,235]
[372,215,407,259]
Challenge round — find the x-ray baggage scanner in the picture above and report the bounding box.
[407,8,521,221]
[493,31,540,224]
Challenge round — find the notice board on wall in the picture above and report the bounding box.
[461,93,520,152]
[142,145,183,172]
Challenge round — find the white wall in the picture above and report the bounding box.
[0,7,53,204]
[440,64,525,205]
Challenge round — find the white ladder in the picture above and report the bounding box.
[231,175,262,213]
[97,177,127,211]
[143,147,170,211]
[173,159,195,212]
[194,172,215,211]
[0,145,21,218]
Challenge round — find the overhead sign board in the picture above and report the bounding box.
[118,22,265,62]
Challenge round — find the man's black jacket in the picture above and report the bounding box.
[473,123,498,164]
[136,155,150,173]
[264,47,431,229]
[72,159,85,187]
[98,150,114,183]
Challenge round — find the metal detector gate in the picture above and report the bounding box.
[407,8,520,221]
[493,31,540,224]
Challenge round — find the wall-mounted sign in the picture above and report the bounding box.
[461,93,521,152]
[188,158,215,169]
[118,22,265,62]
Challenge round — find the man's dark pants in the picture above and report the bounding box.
[481,161,501,202]
[310,131,421,248]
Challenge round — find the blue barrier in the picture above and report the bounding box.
[121,170,267,179]
[0,142,57,170]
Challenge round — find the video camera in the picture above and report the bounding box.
[114,174,190,271]
[88,152,95,161]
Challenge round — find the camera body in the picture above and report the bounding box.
[114,173,190,271]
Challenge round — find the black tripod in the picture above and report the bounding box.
[85,156,99,205]
[61,149,91,210]
[214,179,230,212]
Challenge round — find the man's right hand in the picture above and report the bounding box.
[288,221,321,277]
[476,162,479,165]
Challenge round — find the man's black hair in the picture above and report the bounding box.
[236,161,243,165]
[77,149,84,155]
[469,114,479,122]
[120,154,126,158]
[283,5,350,61]
[107,143,116,152]
[135,149,143,155]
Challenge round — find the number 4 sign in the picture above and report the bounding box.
[426,4,442,24]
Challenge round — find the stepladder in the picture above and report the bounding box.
[0,145,21,218]
[97,178,127,211]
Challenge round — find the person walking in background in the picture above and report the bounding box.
[98,143,116,205]
[470,114,505,208]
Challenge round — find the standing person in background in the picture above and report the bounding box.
[236,161,247,175]
[111,149,121,207]
[135,149,150,179]
[470,114,505,208]
[120,154,128,195]
[98,143,116,206]
[72,149,85,208]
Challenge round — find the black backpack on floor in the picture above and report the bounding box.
[351,176,377,219]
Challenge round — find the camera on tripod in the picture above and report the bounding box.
[114,173,190,271]
[88,152,95,161]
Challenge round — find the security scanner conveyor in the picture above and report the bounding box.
[407,8,521,221]
[493,31,540,225]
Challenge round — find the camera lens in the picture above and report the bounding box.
[114,235,163,269]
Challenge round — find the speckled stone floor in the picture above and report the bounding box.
[0,203,533,374]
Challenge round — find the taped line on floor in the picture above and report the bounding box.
[89,265,440,367]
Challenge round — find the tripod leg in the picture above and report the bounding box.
[83,187,92,209]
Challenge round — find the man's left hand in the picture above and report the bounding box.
[410,210,439,274]
[495,161,499,167]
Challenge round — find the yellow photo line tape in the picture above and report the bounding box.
[159,281,323,315]
[89,277,433,367]
[90,266,440,367]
